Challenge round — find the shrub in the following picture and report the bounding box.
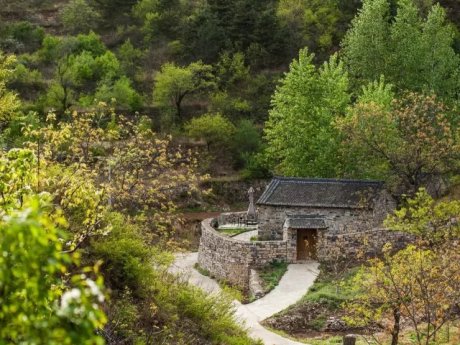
[60,0,101,34]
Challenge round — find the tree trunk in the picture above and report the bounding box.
[343,335,356,345]
[391,307,401,345]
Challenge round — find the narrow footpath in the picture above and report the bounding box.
[170,252,319,345]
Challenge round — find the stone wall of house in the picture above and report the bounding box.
[257,190,396,241]
[198,217,288,290]
[283,225,413,262]
[258,206,374,240]
[317,228,414,260]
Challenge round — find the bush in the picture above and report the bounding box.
[60,0,101,34]
[232,119,261,169]
[185,113,236,151]
[0,21,45,53]
[90,212,258,344]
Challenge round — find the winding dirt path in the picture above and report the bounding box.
[170,252,319,345]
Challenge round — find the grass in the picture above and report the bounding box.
[300,266,360,307]
[194,263,211,277]
[218,227,250,237]
[258,260,288,293]
[193,263,245,302]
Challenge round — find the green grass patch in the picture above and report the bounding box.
[194,263,211,277]
[258,260,288,293]
[218,227,250,237]
[301,266,360,308]
[193,263,245,302]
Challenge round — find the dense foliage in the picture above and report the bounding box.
[0,0,459,343]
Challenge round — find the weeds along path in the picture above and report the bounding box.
[170,252,319,345]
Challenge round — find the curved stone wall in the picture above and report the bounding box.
[198,218,288,290]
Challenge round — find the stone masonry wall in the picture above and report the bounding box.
[317,228,414,260]
[198,218,288,290]
[218,211,247,225]
[258,205,376,240]
[284,225,413,262]
[257,190,396,241]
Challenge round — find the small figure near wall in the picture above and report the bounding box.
[247,187,258,225]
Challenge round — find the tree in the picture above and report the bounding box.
[60,0,101,34]
[385,188,460,246]
[206,0,285,66]
[25,107,206,245]
[0,197,107,344]
[0,52,20,129]
[346,192,460,345]
[346,244,460,345]
[342,0,460,98]
[277,0,347,62]
[263,49,349,177]
[232,119,261,168]
[338,92,460,195]
[153,61,216,122]
[341,0,391,87]
[133,0,184,42]
[41,33,140,113]
[185,112,235,151]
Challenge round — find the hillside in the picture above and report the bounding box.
[0,0,459,344]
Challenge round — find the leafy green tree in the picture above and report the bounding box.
[232,119,261,169]
[0,197,107,344]
[116,39,143,78]
[94,76,142,110]
[40,33,140,113]
[215,52,249,91]
[185,112,235,151]
[385,188,460,245]
[341,0,391,87]
[277,0,347,62]
[206,0,286,67]
[181,3,226,63]
[342,0,460,98]
[264,49,349,177]
[346,244,460,345]
[338,93,460,195]
[0,21,45,53]
[0,52,20,130]
[133,0,184,42]
[60,0,101,34]
[153,61,216,121]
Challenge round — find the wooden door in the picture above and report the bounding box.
[296,229,318,260]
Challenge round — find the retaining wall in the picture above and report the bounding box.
[198,215,414,290]
[198,218,288,290]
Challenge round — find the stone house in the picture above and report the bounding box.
[257,177,397,261]
[197,177,409,290]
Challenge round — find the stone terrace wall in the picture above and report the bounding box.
[198,218,288,290]
[218,211,247,225]
[317,228,414,261]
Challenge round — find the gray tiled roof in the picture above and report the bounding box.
[257,177,384,209]
[285,215,327,229]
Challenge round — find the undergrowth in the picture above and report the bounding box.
[258,260,288,293]
[90,212,259,345]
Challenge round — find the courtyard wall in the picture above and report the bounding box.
[198,218,288,290]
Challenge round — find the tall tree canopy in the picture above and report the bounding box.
[342,0,460,99]
[264,49,349,177]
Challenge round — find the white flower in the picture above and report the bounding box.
[60,288,82,310]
